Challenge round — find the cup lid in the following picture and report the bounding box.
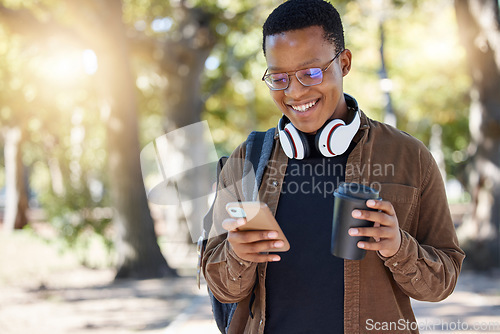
[336,182,380,200]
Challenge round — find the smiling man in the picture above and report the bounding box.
[263,25,349,135]
[202,1,465,333]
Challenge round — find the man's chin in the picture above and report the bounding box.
[295,125,319,135]
[287,116,325,135]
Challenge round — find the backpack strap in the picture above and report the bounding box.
[243,128,276,201]
[203,127,275,242]
[200,156,228,241]
[199,127,276,333]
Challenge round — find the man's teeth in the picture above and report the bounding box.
[291,100,317,112]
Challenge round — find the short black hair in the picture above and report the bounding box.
[262,0,344,56]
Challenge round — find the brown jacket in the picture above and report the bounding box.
[202,110,465,334]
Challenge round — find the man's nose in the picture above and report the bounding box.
[284,75,307,99]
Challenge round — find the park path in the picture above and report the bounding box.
[1,231,499,334]
[174,272,500,334]
[4,273,499,334]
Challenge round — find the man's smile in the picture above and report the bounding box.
[288,99,319,112]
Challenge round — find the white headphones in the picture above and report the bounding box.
[278,94,361,159]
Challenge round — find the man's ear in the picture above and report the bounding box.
[341,49,352,77]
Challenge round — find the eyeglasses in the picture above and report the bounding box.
[262,50,344,91]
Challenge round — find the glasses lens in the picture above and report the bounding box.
[297,68,323,86]
[265,73,288,89]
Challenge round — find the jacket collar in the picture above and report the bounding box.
[353,109,370,144]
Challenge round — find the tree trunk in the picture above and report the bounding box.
[2,126,29,231]
[157,6,217,254]
[99,0,176,279]
[161,6,216,130]
[378,21,397,127]
[455,0,500,270]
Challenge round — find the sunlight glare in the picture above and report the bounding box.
[423,39,457,61]
[205,56,220,70]
[35,45,98,86]
[82,49,98,75]
[151,17,173,32]
[37,48,84,85]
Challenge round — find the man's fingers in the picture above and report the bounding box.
[349,226,392,240]
[352,210,389,225]
[240,253,281,263]
[229,230,280,244]
[224,219,286,262]
[373,222,381,242]
[348,200,402,258]
[357,239,389,251]
[228,236,283,263]
[222,218,246,231]
[351,209,396,227]
[366,199,396,216]
[229,235,285,252]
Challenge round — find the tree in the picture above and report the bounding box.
[0,30,30,231]
[96,0,176,278]
[2,126,28,230]
[0,0,175,278]
[454,0,500,269]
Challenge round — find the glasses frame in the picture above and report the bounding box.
[262,49,344,91]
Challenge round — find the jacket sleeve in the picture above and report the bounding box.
[380,150,465,302]
[201,142,259,303]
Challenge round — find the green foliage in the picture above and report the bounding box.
[199,2,283,155]
[0,5,112,264]
[199,0,471,170]
[29,110,113,266]
[80,0,480,174]
[38,193,114,267]
[0,0,474,259]
[381,1,471,178]
[122,0,280,156]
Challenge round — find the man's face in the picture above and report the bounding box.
[264,26,351,134]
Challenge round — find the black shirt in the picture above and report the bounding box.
[264,135,354,334]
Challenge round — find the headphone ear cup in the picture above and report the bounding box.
[328,110,361,155]
[278,116,294,158]
[279,126,295,159]
[315,119,345,157]
[279,122,309,159]
[284,123,309,159]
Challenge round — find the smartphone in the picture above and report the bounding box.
[225,201,290,252]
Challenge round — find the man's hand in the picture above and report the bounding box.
[222,218,283,263]
[348,200,402,258]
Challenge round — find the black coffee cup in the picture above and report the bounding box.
[331,183,381,260]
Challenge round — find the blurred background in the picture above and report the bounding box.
[0,0,499,333]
